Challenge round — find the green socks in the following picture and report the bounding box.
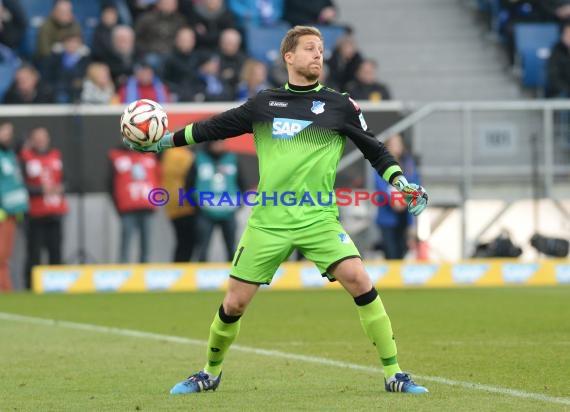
[203,306,241,377]
[355,289,401,379]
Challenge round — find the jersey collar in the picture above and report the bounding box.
[285,82,324,93]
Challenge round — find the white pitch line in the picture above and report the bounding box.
[1,312,569,407]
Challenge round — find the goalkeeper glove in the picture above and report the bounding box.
[393,176,428,216]
[122,132,175,153]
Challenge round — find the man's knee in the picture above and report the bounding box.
[223,294,250,316]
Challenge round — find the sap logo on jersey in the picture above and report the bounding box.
[272,118,313,138]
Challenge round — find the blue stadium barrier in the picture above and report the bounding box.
[245,23,290,65]
[514,23,560,88]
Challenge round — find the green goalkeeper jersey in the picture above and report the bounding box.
[187,82,402,229]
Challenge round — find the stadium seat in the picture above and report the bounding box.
[314,25,346,59]
[245,23,290,65]
[71,0,101,48]
[514,23,560,88]
[19,0,52,18]
[0,64,18,101]
[18,0,53,57]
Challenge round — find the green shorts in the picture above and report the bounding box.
[230,218,361,285]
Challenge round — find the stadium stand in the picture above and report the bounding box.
[244,22,290,65]
[514,23,560,90]
[18,0,52,58]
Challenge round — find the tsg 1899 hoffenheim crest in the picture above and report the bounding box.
[311,100,325,114]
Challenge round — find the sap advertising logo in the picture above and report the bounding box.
[93,270,131,291]
[452,264,489,284]
[300,267,328,288]
[42,271,80,292]
[501,263,539,284]
[364,265,389,284]
[196,269,229,289]
[144,269,183,290]
[272,118,312,138]
[555,264,570,284]
[402,265,439,285]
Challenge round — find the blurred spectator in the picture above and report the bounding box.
[81,62,116,103]
[269,57,287,86]
[192,53,234,101]
[127,0,157,21]
[36,0,83,60]
[134,0,186,72]
[91,4,120,62]
[184,0,236,51]
[283,0,337,27]
[192,141,242,262]
[236,59,271,100]
[0,0,27,49]
[162,26,201,101]
[541,0,570,21]
[44,32,91,103]
[108,144,158,263]
[227,0,284,28]
[3,64,54,104]
[497,0,550,66]
[117,61,171,103]
[327,33,363,91]
[346,59,392,101]
[97,25,136,88]
[0,122,28,291]
[161,146,197,262]
[546,23,570,98]
[373,134,419,260]
[219,28,247,91]
[20,127,68,289]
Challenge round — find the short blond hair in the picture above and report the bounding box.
[280,26,322,62]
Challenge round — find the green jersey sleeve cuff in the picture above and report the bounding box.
[184,124,196,145]
[382,165,403,183]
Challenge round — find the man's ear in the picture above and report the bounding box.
[284,51,294,65]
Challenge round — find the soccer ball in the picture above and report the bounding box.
[120,99,168,147]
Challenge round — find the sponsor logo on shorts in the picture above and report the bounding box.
[338,233,352,244]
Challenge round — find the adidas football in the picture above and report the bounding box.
[120,99,168,147]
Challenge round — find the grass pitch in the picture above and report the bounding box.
[0,287,569,411]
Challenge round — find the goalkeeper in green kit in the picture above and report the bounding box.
[123,26,429,394]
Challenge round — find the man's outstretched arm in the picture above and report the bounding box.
[341,96,428,216]
[123,99,254,152]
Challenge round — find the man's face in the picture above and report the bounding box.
[29,128,50,152]
[285,35,323,82]
[0,123,14,146]
[175,28,196,53]
[356,61,377,85]
[563,27,570,47]
[136,67,154,85]
[53,1,73,24]
[16,67,38,92]
[114,28,134,54]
